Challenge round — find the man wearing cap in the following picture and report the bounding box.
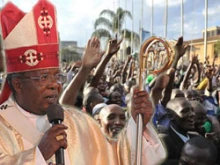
[0,0,166,165]
[92,102,107,120]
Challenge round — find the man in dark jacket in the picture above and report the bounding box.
[159,97,198,165]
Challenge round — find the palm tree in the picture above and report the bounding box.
[92,7,140,50]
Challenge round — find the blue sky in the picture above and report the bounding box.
[1,0,220,47]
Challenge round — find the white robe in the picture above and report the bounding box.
[0,98,166,165]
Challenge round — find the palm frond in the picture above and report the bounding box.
[100,9,116,19]
[94,17,113,30]
[116,8,132,30]
[121,29,140,42]
[92,7,138,51]
[91,29,111,38]
[123,10,132,19]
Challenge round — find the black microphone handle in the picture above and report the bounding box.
[52,120,62,125]
[52,120,65,165]
[55,148,65,165]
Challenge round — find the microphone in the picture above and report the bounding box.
[46,104,65,165]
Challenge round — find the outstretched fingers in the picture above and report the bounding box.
[90,37,100,48]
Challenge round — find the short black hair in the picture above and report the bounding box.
[184,136,218,163]
[83,90,103,115]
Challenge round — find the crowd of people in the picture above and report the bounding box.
[0,0,166,165]
[0,0,220,165]
[60,33,220,165]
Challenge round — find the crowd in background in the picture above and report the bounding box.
[0,6,219,162]
[58,36,220,165]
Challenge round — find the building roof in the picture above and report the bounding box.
[184,35,220,45]
[60,41,77,49]
[202,26,220,32]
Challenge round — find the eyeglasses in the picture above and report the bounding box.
[21,73,67,86]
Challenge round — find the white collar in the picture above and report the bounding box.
[15,102,50,133]
[170,125,190,143]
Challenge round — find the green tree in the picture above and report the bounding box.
[92,7,140,50]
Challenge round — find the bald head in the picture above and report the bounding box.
[99,104,126,139]
[166,97,192,115]
[166,97,195,132]
[171,89,184,99]
[100,104,125,119]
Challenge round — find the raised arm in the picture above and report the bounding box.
[179,54,200,90]
[121,55,132,84]
[89,37,122,88]
[171,37,189,69]
[161,37,189,105]
[151,37,189,107]
[205,66,215,94]
[59,37,104,107]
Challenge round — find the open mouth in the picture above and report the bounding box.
[45,95,58,104]
[111,126,124,134]
[116,101,122,105]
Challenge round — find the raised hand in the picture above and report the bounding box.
[106,36,123,56]
[191,54,199,64]
[205,66,214,80]
[82,37,105,69]
[130,87,153,126]
[205,55,210,65]
[174,36,189,59]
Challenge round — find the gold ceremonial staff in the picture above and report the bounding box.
[135,37,174,165]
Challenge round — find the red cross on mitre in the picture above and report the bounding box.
[33,0,58,43]
[19,50,44,66]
